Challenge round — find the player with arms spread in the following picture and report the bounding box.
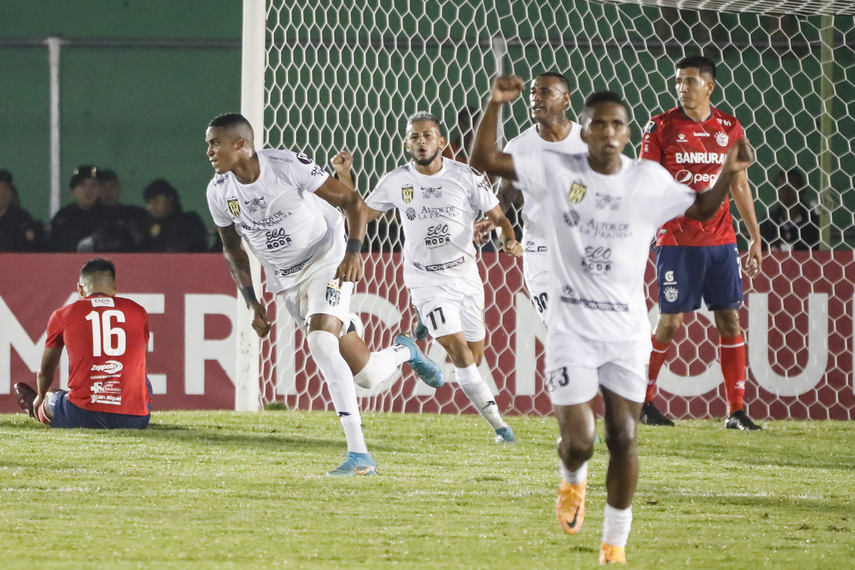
[14,258,152,429]
[476,71,587,320]
[205,114,444,476]
[640,56,763,430]
[333,112,523,443]
[471,76,755,564]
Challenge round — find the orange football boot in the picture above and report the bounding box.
[555,480,586,534]
[599,543,626,564]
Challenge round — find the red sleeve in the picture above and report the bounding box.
[640,117,662,163]
[44,308,66,349]
[733,119,744,142]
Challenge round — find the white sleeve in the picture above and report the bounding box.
[286,151,330,193]
[648,165,697,228]
[364,173,396,213]
[206,183,233,228]
[510,149,547,200]
[468,171,500,213]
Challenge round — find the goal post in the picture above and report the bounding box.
[241,0,855,419]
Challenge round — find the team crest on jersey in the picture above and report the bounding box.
[715,132,729,147]
[325,282,342,307]
[227,198,241,217]
[567,181,587,204]
[296,152,313,165]
[664,286,679,302]
[244,197,266,213]
[402,185,414,203]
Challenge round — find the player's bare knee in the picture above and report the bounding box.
[656,313,683,342]
[558,435,595,465]
[713,310,741,337]
[604,422,638,459]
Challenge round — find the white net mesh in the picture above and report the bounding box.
[254,0,855,419]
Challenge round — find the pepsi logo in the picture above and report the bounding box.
[675,170,692,184]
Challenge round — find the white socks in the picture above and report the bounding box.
[602,504,633,547]
[353,344,412,389]
[455,364,508,430]
[306,330,367,453]
[561,462,588,486]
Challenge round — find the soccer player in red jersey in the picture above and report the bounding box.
[14,258,152,429]
[640,56,763,430]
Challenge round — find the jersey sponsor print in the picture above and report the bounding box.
[365,158,499,288]
[640,106,743,247]
[206,149,344,293]
[45,295,150,415]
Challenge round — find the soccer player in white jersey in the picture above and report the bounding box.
[332,112,524,443]
[477,72,587,321]
[471,77,755,564]
[204,113,444,476]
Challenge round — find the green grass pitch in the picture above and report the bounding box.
[1,411,853,569]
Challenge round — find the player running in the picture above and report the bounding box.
[332,111,523,443]
[474,72,587,321]
[205,113,444,476]
[640,56,763,430]
[471,76,755,564]
[15,258,153,429]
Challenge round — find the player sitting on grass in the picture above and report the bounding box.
[205,114,444,476]
[15,258,152,429]
[332,111,523,444]
[471,76,755,565]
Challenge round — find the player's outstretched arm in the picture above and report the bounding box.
[685,138,755,222]
[218,224,271,337]
[315,177,369,282]
[484,204,523,257]
[730,170,763,277]
[33,346,63,414]
[470,75,525,180]
[331,150,356,191]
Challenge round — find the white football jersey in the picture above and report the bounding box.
[207,149,344,293]
[504,123,586,255]
[512,150,696,342]
[365,158,499,288]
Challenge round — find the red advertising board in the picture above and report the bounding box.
[1,252,853,419]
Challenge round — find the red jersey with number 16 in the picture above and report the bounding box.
[640,106,744,247]
[45,294,150,416]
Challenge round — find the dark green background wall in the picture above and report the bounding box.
[0,0,242,225]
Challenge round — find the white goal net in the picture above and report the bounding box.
[243,0,855,419]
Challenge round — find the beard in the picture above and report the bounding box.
[414,149,441,166]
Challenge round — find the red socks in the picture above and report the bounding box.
[720,334,746,415]
[646,336,671,403]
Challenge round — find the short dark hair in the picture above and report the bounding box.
[70,165,99,190]
[407,111,442,132]
[676,55,716,80]
[584,90,626,111]
[98,169,119,184]
[787,168,806,190]
[80,258,116,281]
[535,71,572,92]
[209,113,253,130]
[143,179,182,211]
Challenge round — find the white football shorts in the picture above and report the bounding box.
[545,328,651,406]
[409,277,486,342]
[278,241,353,334]
[523,250,550,322]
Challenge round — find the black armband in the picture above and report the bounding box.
[345,238,363,254]
[241,286,258,305]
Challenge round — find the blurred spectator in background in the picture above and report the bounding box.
[97,169,153,251]
[143,179,209,252]
[760,168,819,251]
[0,169,44,251]
[48,166,106,252]
[443,106,479,164]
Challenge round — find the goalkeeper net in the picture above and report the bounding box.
[243,0,855,419]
